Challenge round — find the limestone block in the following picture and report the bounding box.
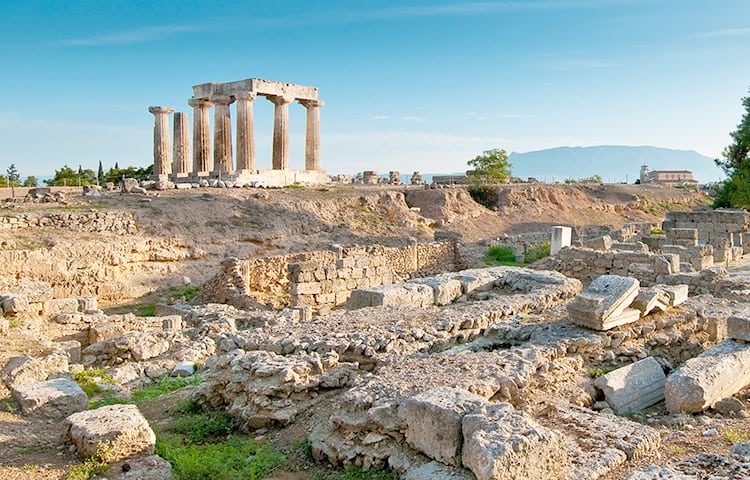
[454,270,497,294]
[665,340,750,413]
[291,282,321,295]
[3,281,54,303]
[161,315,182,330]
[728,311,750,342]
[551,226,572,255]
[654,284,688,307]
[409,276,463,306]
[402,461,475,480]
[347,283,433,310]
[462,403,567,480]
[402,386,487,466]
[567,275,640,330]
[65,404,156,462]
[12,378,87,417]
[0,317,8,335]
[107,455,173,480]
[76,296,98,312]
[2,294,30,314]
[582,235,612,251]
[631,288,670,317]
[44,298,81,316]
[171,361,196,377]
[625,466,692,480]
[1,352,69,389]
[593,357,666,415]
[58,340,82,363]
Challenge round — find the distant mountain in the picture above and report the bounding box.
[508,146,724,184]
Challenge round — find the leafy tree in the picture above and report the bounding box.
[714,89,750,208]
[97,161,104,185]
[0,174,7,188]
[22,176,38,187]
[44,165,96,186]
[102,164,153,184]
[467,148,512,184]
[6,164,19,198]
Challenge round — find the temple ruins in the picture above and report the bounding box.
[148,78,329,187]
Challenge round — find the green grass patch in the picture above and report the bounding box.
[484,245,520,266]
[74,368,116,397]
[66,445,110,480]
[131,375,202,403]
[721,428,749,444]
[283,183,305,189]
[156,434,285,480]
[0,396,19,413]
[18,444,55,455]
[134,302,157,317]
[167,285,201,302]
[88,396,129,409]
[7,316,19,328]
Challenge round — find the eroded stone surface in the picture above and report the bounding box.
[12,378,87,417]
[567,275,640,330]
[64,404,156,462]
[593,357,666,415]
[665,340,750,413]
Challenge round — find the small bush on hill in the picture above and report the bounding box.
[524,241,551,263]
[468,185,500,209]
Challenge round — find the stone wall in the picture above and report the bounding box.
[0,211,137,235]
[663,209,750,251]
[201,241,463,310]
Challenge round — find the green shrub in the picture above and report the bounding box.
[131,375,202,403]
[467,185,500,209]
[524,241,551,263]
[484,245,520,266]
[312,465,395,480]
[156,434,285,480]
[169,409,238,444]
[67,445,110,480]
[74,369,116,397]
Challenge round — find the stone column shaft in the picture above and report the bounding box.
[212,95,235,174]
[299,99,324,171]
[268,95,294,170]
[188,98,212,174]
[235,91,256,172]
[148,106,175,177]
[172,112,190,175]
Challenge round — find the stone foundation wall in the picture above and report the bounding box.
[0,211,137,235]
[201,241,462,309]
[663,209,750,251]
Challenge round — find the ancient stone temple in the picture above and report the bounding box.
[148,78,329,186]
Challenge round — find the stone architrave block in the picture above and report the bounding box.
[12,378,88,417]
[653,284,688,307]
[593,357,667,415]
[401,386,487,466]
[728,311,750,342]
[567,275,640,331]
[2,295,30,314]
[665,340,750,413]
[408,276,463,306]
[44,298,81,316]
[347,283,433,310]
[65,404,156,462]
[631,288,670,317]
[3,281,54,303]
[462,403,567,480]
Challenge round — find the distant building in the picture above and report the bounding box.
[639,165,698,185]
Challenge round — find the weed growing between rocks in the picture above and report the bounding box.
[524,241,551,263]
[73,368,116,397]
[721,428,750,444]
[131,375,202,403]
[66,445,110,480]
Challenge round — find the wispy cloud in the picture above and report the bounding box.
[691,28,750,39]
[59,24,207,47]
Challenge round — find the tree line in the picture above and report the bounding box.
[714,89,750,209]
[1,162,153,190]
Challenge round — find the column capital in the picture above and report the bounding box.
[298,99,324,109]
[234,91,257,101]
[148,106,175,115]
[188,98,212,109]
[266,94,295,105]
[210,95,235,106]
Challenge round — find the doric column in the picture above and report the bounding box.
[148,106,175,177]
[234,91,257,172]
[172,112,190,176]
[211,95,235,175]
[267,95,295,170]
[299,99,324,171]
[188,98,212,175]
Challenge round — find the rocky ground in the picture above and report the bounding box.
[3,182,746,480]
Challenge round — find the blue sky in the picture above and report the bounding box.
[1,0,749,179]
